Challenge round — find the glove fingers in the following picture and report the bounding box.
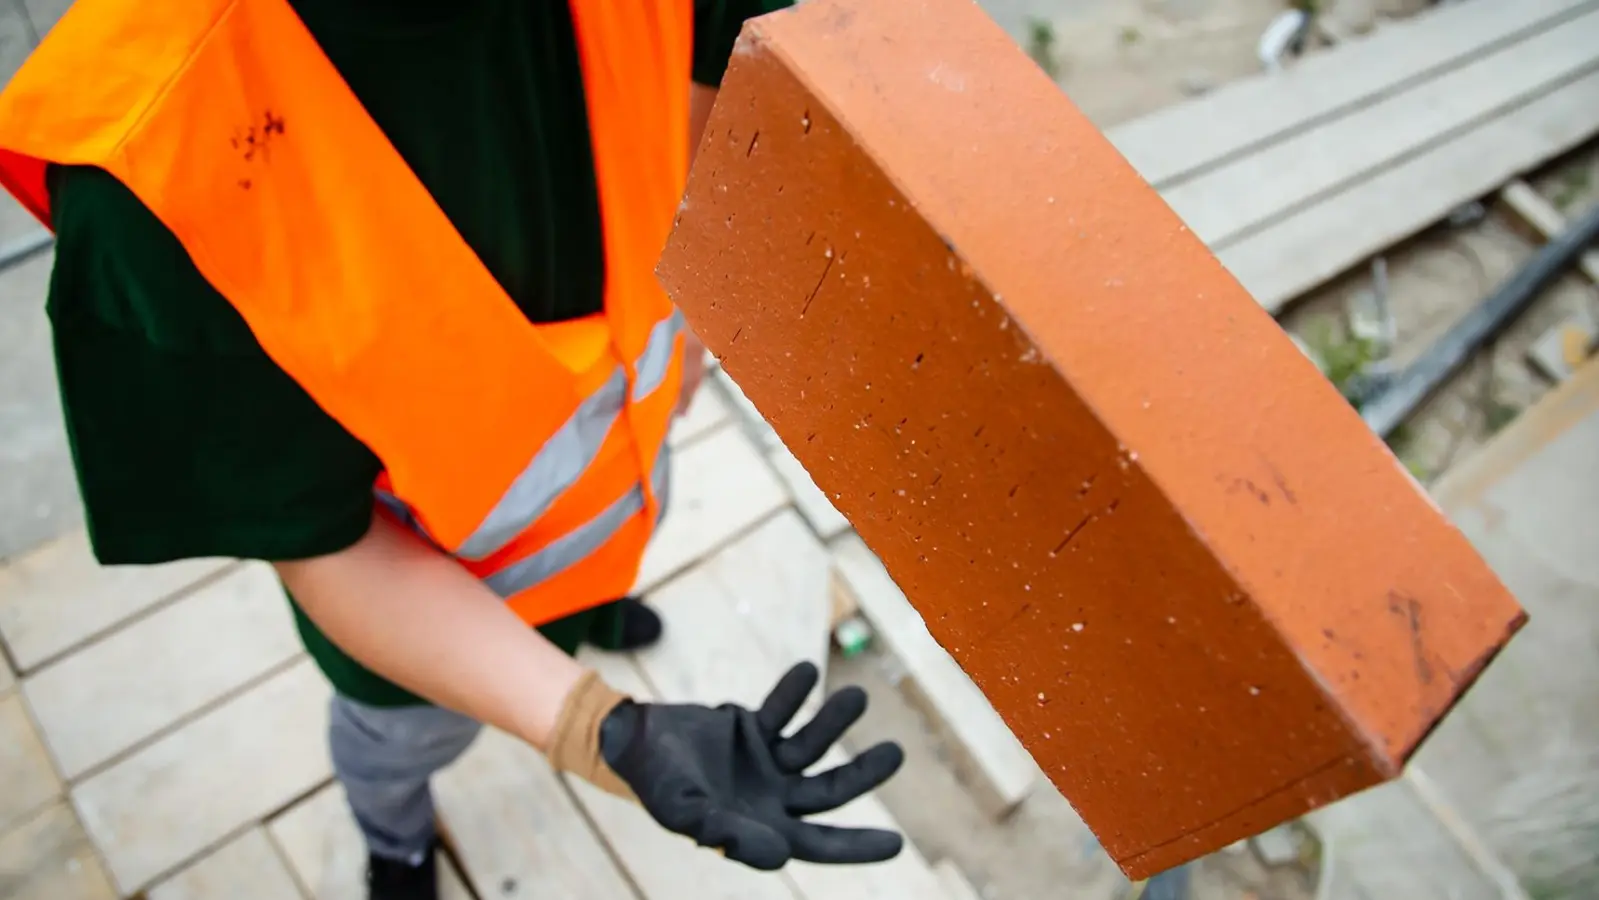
[785,741,905,815]
[783,820,904,865]
[773,686,868,773]
[699,808,792,871]
[756,661,820,739]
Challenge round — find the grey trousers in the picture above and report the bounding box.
[329,694,483,863]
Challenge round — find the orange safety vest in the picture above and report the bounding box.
[0,0,692,626]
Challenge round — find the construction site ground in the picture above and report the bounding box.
[3,1,1597,899]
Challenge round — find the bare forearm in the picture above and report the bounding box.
[274,513,585,750]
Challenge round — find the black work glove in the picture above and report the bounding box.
[597,661,906,870]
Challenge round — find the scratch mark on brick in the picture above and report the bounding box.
[1054,512,1097,556]
[1260,455,1298,505]
[1387,590,1433,686]
[801,250,837,317]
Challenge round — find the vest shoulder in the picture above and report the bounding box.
[0,0,234,163]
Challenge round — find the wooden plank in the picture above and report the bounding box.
[1526,308,1598,382]
[433,725,638,900]
[0,802,118,900]
[148,829,305,900]
[669,375,733,450]
[1305,776,1518,900]
[0,691,62,834]
[830,536,1036,819]
[633,521,947,900]
[24,562,300,780]
[270,784,472,900]
[71,659,331,894]
[695,510,833,690]
[567,648,802,900]
[782,745,947,900]
[712,366,782,450]
[1416,359,1599,893]
[0,243,71,563]
[1220,66,1599,313]
[1403,769,1530,900]
[933,859,983,900]
[1107,0,1597,188]
[1500,180,1599,283]
[0,528,232,670]
[766,449,852,542]
[1164,11,1599,249]
[634,424,790,593]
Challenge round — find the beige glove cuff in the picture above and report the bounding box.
[548,669,638,802]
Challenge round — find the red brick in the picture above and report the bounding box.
[656,0,1525,877]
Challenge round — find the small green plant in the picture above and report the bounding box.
[1485,398,1522,434]
[1398,451,1430,482]
[1379,422,1429,480]
[1025,18,1060,79]
[1551,167,1593,212]
[1300,316,1380,405]
[1119,25,1142,46]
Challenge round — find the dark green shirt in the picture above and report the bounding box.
[45,0,785,706]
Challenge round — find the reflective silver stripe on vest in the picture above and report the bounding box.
[456,309,684,560]
[484,444,672,599]
[632,308,685,400]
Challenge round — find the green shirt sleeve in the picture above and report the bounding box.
[46,165,380,566]
[692,0,794,87]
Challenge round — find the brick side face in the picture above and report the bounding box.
[657,0,1524,876]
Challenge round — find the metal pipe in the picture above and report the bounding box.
[1361,200,1599,438]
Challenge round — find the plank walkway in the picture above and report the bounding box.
[1108,0,1599,315]
[0,386,954,900]
[3,1,1594,897]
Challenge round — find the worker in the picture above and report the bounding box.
[0,2,906,898]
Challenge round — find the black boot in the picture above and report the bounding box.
[366,843,438,900]
[588,596,664,651]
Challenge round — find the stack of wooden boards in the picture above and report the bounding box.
[0,391,979,900]
[1109,0,1599,316]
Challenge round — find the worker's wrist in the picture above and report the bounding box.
[546,669,637,800]
[502,650,587,752]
